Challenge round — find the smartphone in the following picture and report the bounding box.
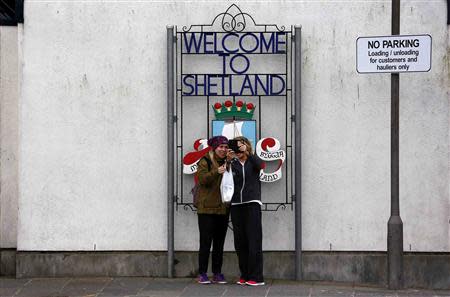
[228,139,240,152]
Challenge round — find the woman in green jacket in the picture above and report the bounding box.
[196,135,230,284]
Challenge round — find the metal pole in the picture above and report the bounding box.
[387,0,403,289]
[294,25,302,281]
[167,25,175,278]
[15,0,24,23]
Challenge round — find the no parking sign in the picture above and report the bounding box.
[356,34,431,73]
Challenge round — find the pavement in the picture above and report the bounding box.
[1,277,450,297]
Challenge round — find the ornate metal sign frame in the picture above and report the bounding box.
[174,4,295,212]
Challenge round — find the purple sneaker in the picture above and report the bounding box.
[197,273,211,284]
[212,273,227,284]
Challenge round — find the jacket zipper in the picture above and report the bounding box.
[240,162,245,203]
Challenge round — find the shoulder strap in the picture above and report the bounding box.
[200,156,212,171]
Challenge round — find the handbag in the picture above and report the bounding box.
[220,166,234,203]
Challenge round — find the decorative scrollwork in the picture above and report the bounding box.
[182,25,191,32]
[221,5,246,32]
[260,203,291,212]
[183,204,196,211]
[178,201,291,212]
[181,4,286,33]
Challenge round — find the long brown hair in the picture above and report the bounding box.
[233,136,253,155]
[208,149,223,168]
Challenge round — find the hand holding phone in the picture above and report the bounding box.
[228,139,240,152]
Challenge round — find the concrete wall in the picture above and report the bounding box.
[17,1,449,252]
[0,26,19,249]
[14,251,450,289]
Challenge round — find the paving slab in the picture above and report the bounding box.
[0,279,30,289]
[0,280,30,297]
[433,291,450,297]
[14,278,69,297]
[223,284,270,297]
[311,284,355,297]
[0,286,22,297]
[59,278,111,296]
[138,278,191,296]
[354,288,397,297]
[180,283,228,297]
[267,283,311,297]
[1,277,450,297]
[396,288,437,297]
[106,277,151,289]
[99,277,151,296]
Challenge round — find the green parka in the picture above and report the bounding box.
[195,151,229,215]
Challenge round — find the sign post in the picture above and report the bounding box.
[294,25,302,281]
[388,0,403,289]
[356,0,432,289]
[167,25,175,278]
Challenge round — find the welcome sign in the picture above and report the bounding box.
[175,4,295,210]
[182,32,287,96]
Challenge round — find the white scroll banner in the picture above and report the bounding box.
[256,137,285,183]
[182,139,209,174]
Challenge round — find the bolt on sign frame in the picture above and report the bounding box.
[167,5,302,279]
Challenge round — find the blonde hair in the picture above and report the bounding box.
[233,136,253,155]
[208,150,220,168]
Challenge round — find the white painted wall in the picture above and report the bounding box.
[0,26,19,249]
[400,3,449,252]
[448,27,450,253]
[17,0,449,252]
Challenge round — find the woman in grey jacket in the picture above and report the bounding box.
[229,136,265,286]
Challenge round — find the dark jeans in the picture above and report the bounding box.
[197,213,229,274]
[231,203,264,282]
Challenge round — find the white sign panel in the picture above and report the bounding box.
[356,34,432,73]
